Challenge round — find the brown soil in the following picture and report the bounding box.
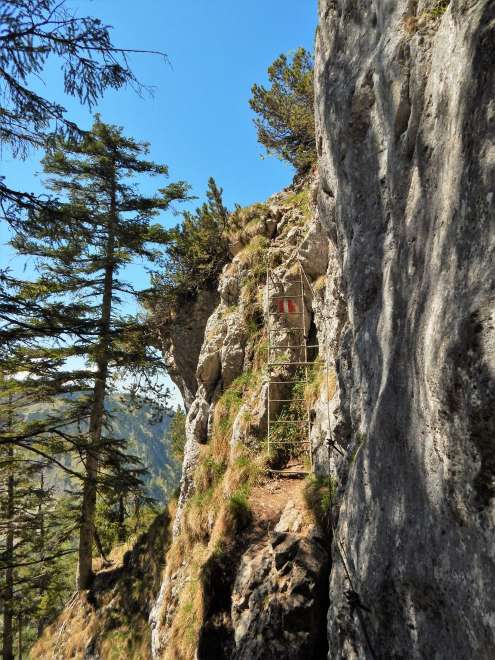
[249,463,308,534]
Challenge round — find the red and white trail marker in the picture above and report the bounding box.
[277,298,299,314]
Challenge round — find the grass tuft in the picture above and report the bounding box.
[403,0,450,33]
[227,487,252,530]
[303,474,338,530]
[286,188,312,220]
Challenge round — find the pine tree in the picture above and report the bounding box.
[249,48,316,173]
[0,0,166,228]
[1,399,15,660]
[0,388,76,659]
[150,177,230,307]
[11,116,190,589]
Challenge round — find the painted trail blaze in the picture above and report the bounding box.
[277,298,299,314]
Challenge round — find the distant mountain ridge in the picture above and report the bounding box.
[106,395,180,501]
[23,393,181,502]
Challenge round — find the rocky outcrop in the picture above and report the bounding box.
[316,0,495,657]
[147,175,339,659]
[157,289,219,409]
[231,511,330,660]
[170,179,332,537]
[192,493,331,660]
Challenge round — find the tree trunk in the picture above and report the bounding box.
[77,385,102,590]
[3,443,14,660]
[37,471,47,636]
[117,494,126,543]
[93,527,110,566]
[17,614,22,660]
[77,166,117,590]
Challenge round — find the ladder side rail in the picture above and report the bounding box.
[299,261,313,468]
[270,344,320,349]
[266,260,271,458]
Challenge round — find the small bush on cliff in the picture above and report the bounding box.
[169,407,187,462]
[403,0,450,33]
[214,371,256,445]
[249,48,316,173]
[227,487,252,531]
[304,475,338,531]
[150,177,230,309]
[349,432,367,465]
[287,188,312,220]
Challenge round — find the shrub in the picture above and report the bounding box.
[237,234,270,267]
[194,453,226,492]
[349,432,367,465]
[304,475,338,529]
[249,48,316,173]
[230,202,271,236]
[212,371,256,455]
[229,453,264,490]
[243,301,264,337]
[429,0,450,17]
[403,0,450,33]
[286,188,312,220]
[227,487,252,530]
[149,177,230,312]
[303,361,324,409]
[169,407,187,462]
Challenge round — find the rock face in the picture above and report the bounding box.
[315,0,495,658]
[231,502,330,660]
[194,495,331,660]
[157,289,219,409]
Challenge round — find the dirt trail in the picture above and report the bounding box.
[249,466,309,536]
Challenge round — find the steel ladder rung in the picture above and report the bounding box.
[270,312,304,316]
[269,295,305,300]
[270,344,319,349]
[269,278,304,283]
[266,259,313,473]
[268,440,311,446]
[268,361,315,366]
[271,420,310,424]
[269,380,309,385]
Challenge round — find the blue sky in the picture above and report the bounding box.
[3,0,316,213]
[1,0,316,404]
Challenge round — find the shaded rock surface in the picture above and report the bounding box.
[157,289,219,409]
[231,531,330,660]
[195,493,331,660]
[316,0,495,657]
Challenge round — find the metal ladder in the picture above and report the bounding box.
[265,257,317,472]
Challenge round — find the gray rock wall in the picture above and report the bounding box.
[157,289,219,409]
[231,514,330,660]
[315,0,495,657]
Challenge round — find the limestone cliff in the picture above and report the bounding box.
[315,0,495,657]
[149,174,337,660]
